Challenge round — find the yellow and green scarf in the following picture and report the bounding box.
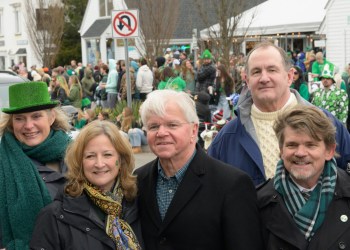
[84,181,141,250]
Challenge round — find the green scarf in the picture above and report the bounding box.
[0,130,71,250]
[274,158,337,240]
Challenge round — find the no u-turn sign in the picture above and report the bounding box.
[111,9,139,38]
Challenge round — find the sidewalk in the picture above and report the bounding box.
[134,145,156,169]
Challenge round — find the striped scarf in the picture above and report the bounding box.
[274,158,337,240]
[84,181,141,250]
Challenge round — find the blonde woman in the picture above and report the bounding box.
[51,75,70,105]
[68,74,83,108]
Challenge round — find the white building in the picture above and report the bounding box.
[200,0,327,55]
[80,0,143,66]
[0,0,42,70]
[320,0,350,72]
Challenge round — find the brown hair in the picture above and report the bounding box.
[274,104,337,154]
[64,120,137,200]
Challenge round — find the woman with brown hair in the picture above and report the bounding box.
[30,120,143,249]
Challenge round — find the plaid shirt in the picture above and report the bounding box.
[156,150,196,220]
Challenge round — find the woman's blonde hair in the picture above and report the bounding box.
[64,120,137,201]
[57,75,70,96]
[69,74,83,98]
[121,106,134,133]
[0,107,70,136]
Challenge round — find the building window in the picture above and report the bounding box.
[0,8,3,36]
[99,0,113,17]
[86,39,101,66]
[12,3,21,34]
[106,38,115,60]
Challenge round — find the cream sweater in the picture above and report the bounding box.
[251,94,298,179]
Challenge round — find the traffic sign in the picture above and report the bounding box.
[111,10,139,38]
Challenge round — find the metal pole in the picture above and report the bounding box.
[124,38,132,108]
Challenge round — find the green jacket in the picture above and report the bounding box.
[68,84,82,109]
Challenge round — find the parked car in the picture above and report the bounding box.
[0,70,28,110]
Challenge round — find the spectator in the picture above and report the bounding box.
[135,90,263,249]
[30,120,143,249]
[136,58,153,101]
[258,105,350,249]
[0,82,71,249]
[311,64,348,125]
[208,42,350,186]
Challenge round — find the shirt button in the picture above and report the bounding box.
[339,241,346,249]
[42,176,46,181]
[59,215,64,219]
[169,189,173,193]
[86,227,91,232]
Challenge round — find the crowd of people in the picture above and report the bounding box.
[1,41,350,249]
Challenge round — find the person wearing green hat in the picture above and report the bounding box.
[311,63,349,125]
[0,81,71,249]
[197,49,216,94]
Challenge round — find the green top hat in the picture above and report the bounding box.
[201,49,212,60]
[319,63,335,82]
[2,82,59,114]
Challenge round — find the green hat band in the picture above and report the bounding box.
[2,82,59,114]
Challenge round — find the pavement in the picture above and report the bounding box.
[134,145,156,169]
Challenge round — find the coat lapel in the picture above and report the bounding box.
[139,160,163,228]
[160,148,205,233]
[311,170,350,248]
[259,182,307,249]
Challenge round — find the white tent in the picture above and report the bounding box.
[200,0,328,39]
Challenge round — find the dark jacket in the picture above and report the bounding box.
[196,63,216,93]
[135,146,264,250]
[30,191,143,250]
[208,90,350,186]
[257,168,350,250]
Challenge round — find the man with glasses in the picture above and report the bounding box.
[135,90,263,250]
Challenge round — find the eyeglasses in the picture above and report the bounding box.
[146,121,192,132]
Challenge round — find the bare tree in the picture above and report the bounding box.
[127,0,180,64]
[194,0,258,65]
[24,0,64,67]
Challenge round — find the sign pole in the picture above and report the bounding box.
[124,38,132,108]
[111,9,139,109]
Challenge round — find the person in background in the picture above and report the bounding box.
[136,58,153,101]
[81,67,95,102]
[291,65,309,101]
[180,59,196,95]
[311,64,348,125]
[97,110,110,121]
[0,82,71,249]
[51,75,70,105]
[196,49,216,94]
[100,59,118,109]
[74,108,96,129]
[67,74,83,109]
[195,91,211,148]
[214,64,234,120]
[135,89,263,250]
[208,42,350,186]
[258,105,350,249]
[30,120,143,249]
[311,52,333,82]
[157,66,186,92]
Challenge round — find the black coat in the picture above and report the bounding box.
[196,63,216,93]
[257,168,350,250]
[135,146,264,250]
[30,190,143,250]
